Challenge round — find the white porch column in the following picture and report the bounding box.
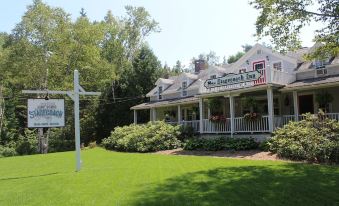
[152,108,157,122]
[149,109,152,122]
[133,110,137,124]
[267,87,274,132]
[177,105,181,124]
[229,95,235,136]
[199,98,204,133]
[293,91,299,121]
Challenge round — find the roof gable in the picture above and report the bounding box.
[231,44,298,70]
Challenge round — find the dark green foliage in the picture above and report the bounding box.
[0,0,164,152]
[258,139,270,151]
[178,125,195,141]
[15,129,38,155]
[269,113,339,163]
[184,137,259,151]
[102,121,182,152]
[96,45,163,141]
[0,145,17,157]
[227,51,244,64]
[48,128,74,153]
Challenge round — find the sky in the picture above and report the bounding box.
[0,0,321,68]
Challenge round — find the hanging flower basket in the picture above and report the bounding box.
[244,112,261,121]
[209,115,227,122]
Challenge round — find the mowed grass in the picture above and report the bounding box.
[0,148,338,206]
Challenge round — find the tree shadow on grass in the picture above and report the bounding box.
[130,164,339,206]
[0,172,58,181]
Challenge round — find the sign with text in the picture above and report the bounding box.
[27,99,65,128]
[204,70,262,89]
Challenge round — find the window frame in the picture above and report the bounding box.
[272,61,283,71]
[181,81,188,97]
[158,86,163,100]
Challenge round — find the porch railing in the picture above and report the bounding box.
[234,116,269,132]
[163,113,339,133]
[203,119,231,133]
[181,120,200,132]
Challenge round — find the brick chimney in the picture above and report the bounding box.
[194,59,205,73]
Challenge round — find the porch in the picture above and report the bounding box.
[132,85,339,134]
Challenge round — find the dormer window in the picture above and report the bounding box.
[182,81,187,97]
[158,86,163,100]
[314,59,326,69]
[210,75,217,79]
[273,61,282,71]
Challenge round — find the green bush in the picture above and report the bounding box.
[102,121,182,152]
[0,145,17,157]
[183,137,258,151]
[178,125,195,140]
[269,113,339,163]
[48,129,75,153]
[16,129,38,155]
[258,140,270,151]
[88,141,97,148]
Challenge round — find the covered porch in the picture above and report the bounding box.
[132,85,339,134]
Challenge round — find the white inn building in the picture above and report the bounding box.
[131,43,339,135]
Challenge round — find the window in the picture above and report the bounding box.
[316,68,327,75]
[210,75,217,79]
[182,90,188,97]
[256,49,263,55]
[239,68,246,73]
[273,62,282,71]
[182,81,187,97]
[182,81,187,89]
[254,62,264,71]
[158,86,163,100]
[314,60,325,69]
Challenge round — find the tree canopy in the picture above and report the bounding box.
[0,0,164,151]
[250,0,339,58]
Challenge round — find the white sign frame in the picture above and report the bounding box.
[27,99,65,128]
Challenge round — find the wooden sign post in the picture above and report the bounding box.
[23,70,101,172]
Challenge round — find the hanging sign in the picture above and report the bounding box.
[204,70,262,89]
[27,99,65,128]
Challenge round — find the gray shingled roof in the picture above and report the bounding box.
[282,74,339,90]
[131,96,199,110]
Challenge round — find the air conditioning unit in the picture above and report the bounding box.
[316,68,327,76]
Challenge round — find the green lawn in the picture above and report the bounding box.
[0,148,338,206]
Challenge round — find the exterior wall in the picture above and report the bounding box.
[296,66,339,81]
[235,50,296,74]
[281,86,339,115]
[280,93,294,115]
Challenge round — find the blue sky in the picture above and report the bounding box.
[0,0,320,67]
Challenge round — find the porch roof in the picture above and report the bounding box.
[131,96,199,110]
[281,74,339,91]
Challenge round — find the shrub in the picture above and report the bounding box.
[102,121,182,152]
[269,113,339,163]
[258,140,270,151]
[0,145,17,157]
[48,129,74,153]
[88,141,97,148]
[178,125,195,140]
[183,137,258,151]
[16,129,38,155]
